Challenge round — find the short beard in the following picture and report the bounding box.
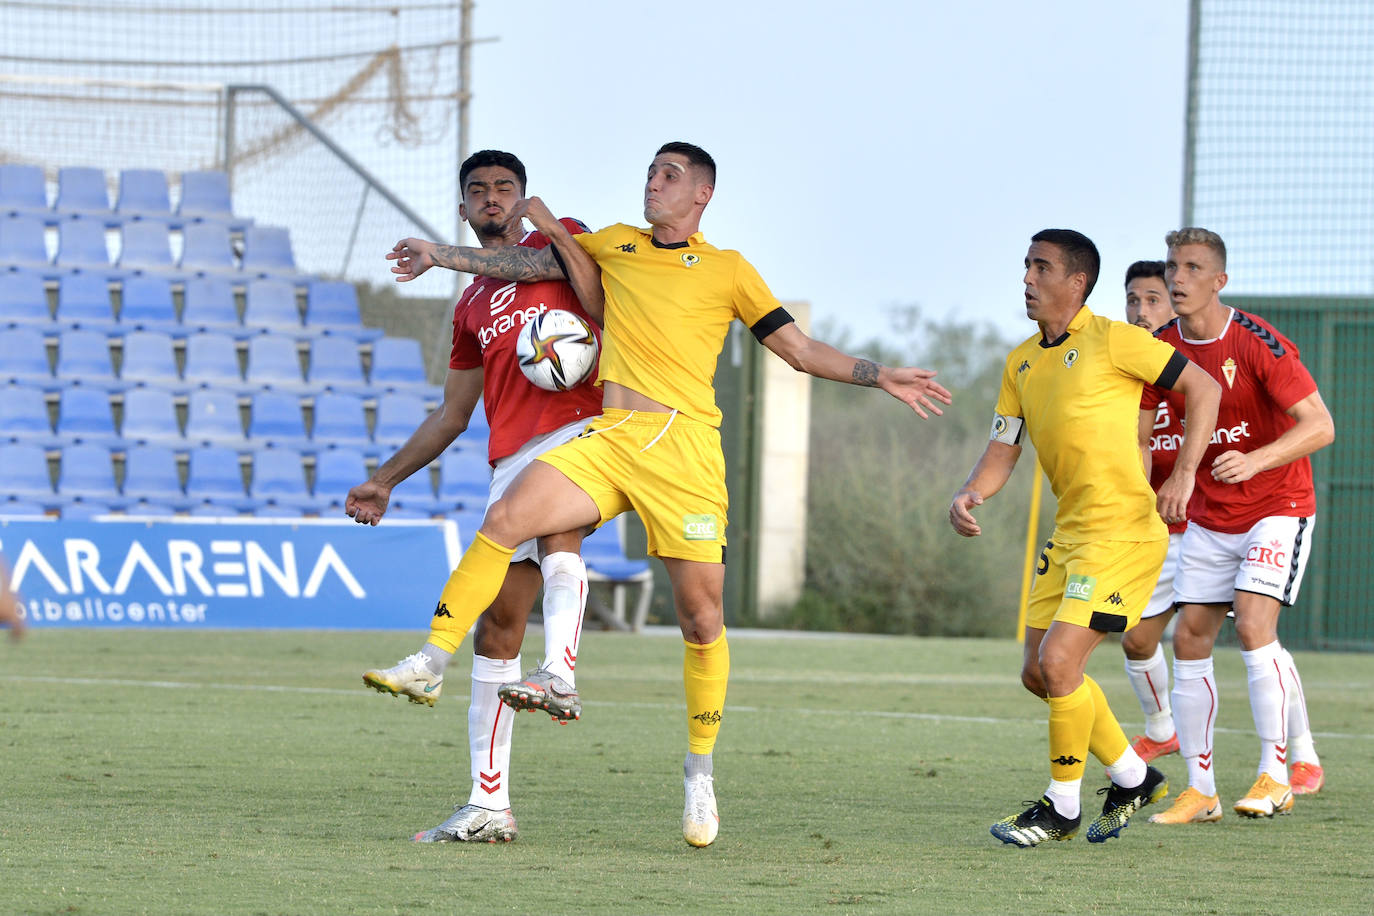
[471,217,507,241]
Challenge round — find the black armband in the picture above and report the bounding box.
[1155,351,1189,390]
[750,307,795,342]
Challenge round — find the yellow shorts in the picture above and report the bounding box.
[535,408,728,564]
[1026,537,1168,632]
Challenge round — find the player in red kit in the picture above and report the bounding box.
[350,150,605,843]
[1143,229,1334,825]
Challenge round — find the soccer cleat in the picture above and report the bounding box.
[1149,786,1223,824]
[1233,773,1294,818]
[1290,762,1325,796]
[1130,732,1180,763]
[989,796,1080,847]
[498,666,581,722]
[683,773,719,847]
[412,804,517,843]
[1086,765,1168,842]
[362,653,443,706]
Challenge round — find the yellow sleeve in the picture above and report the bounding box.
[990,353,1025,444]
[1109,321,1177,385]
[572,223,628,260]
[731,254,785,326]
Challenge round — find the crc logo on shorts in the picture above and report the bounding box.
[1245,540,1288,570]
[1065,574,1096,601]
[1063,348,1080,368]
[683,514,718,541]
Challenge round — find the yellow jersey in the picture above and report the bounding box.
[574,223,791,427]
[992,306,1184,543]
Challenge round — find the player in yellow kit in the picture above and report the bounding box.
[949,229,1220,846]
[379,142,953,846]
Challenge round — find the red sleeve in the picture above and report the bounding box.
[1258,341,1318,412]
[449,296,482,370]
[1140,383,1164,410]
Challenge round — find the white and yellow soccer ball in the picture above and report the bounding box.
[515,309,599,392]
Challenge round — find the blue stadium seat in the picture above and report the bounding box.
[0,215,53,273]
[304,280,383,341]
[240,225,303,280]
[185,388,246,447]
[181,277,242,335]
[582,518,655,631]
[252,503,309,518]
[245,335,308,392]
[0,164,50,222]
[61,499,115,519]
[248,447,315,508]
[54,167,114,224]
[449,507,487,544]
[242,278,304,335]
[310,391,374,454]
[54,387,121,449]
[465,397,491,441]
[185,446,249,509]
[119,330,185,393]
[115,169,175,226]
[119,386,183,446]
[0,499,49,518]
[123,501,177,517]
[116,221,184,280]
[437,448,491,508]
[0,326,56,388]
[177,170,252,232]
[368,336,427,391]
[246,391,312,451]
[0,269,53,327]
[179,221,239,278]
[186,501,242,517]
[57,442,124,505]
[55,273,118,333]
[307,335,372,394]
[0,384,57,447]
[120,445,186,507]
[0,442,57,503]
[373,392,427,449]
[55,328,123,390]
[119,275,179,335]
[55,218,120,279]
[389,465,443,514]
[182,331,249,393]
[310,446,367,512]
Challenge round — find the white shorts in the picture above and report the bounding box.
[1141,531,1184,619]
[1175,515,1315,607]
[489,417,591,564]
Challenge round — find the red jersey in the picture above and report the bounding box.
[1142,307,1318,533]
[449,218,603,464]
[1145,397,1188,535]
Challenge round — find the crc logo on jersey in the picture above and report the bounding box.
[1063,348,1080,368]
[1065,574,1096,602]
[681,252,700,268]
[1222,357,1238,388]
[1245,539,1288,570]
[683,514,718,541]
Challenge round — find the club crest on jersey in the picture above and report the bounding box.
[1222,357,1238,388]
[1063,348,1080,368]
[681,252,700,268]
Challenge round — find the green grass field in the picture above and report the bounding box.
[2,628,1371,916]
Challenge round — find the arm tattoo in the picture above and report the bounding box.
[430,244,559,280]
[852,358,882,387]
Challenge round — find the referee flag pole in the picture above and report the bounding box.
[1017,467,1044,642]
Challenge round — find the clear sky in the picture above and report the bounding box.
[462,1,1192,344]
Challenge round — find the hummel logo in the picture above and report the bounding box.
[1050,755,1083,766]
[1017,360,1031,374]
[1106,591,1124,606]
[433,603,452,618]
[692,710,722,726]
[616,242,637,253]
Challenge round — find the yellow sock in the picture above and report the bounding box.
[1085,674,1130,766]
[684,629,729,755]
[1047,681,1093,783]
[427,532,514,654]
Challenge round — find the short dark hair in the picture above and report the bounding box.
[1031,228,1101,300]
[460,150,527,195]
[656,141,716,186]
[1125,260,1166,287]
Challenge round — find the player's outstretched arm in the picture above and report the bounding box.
[388,237,563,283]
[1155,360,1220,523]
[759,324,953,419]
[948,442,1021,538]
[509,197,605,325]
[346,368,483,526]
[1211,390,1335,485]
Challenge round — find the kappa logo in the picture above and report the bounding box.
[1063,348,1080,368]
[1051,755,1083,767]
[1065,574,1096,602]
[1016,359,1031,374]
[681,252,700,267]
[683,514,718,541]
[692,710,722,726]
[433,602,452,618]
[616,242,637,254]
[1106,591,1124,607]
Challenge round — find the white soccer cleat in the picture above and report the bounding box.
[362,652,443,706]
[683,773,719,847]
[413,804,517,843]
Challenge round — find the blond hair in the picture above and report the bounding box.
[1164,227,1227,268]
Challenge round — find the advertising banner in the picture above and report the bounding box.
[0,517,460,630]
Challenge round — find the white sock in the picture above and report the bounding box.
[540,552,587,687]
[1124,644,1175,741]
[1045,778,1081,819]
[1242,640,1290,783]
[1173,656,1218,797]
[1105,747,1147,789]
[1282,649,1320,766]
[467,654,521,810]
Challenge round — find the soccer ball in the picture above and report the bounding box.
[515,309,599,392]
